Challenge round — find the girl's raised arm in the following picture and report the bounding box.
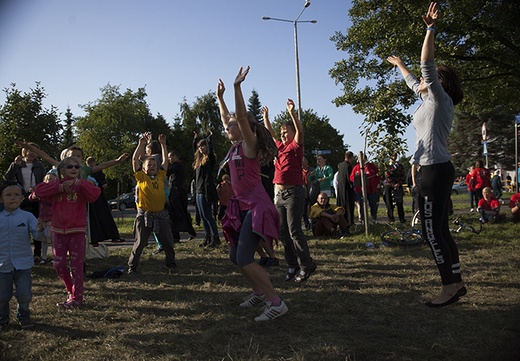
[233,66,257,159]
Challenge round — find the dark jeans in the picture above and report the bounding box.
[355,192,379,221]
[195,194,219,238]
[468,190,478,209]
[0,269,32,324]
[384,185,405,222]
[419,161,461,285]
[275,185,313,271]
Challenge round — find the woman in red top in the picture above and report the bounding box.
[471,160,491,203]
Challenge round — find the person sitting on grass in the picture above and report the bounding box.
[127,134,176,275]
[508,192,520,222]
[0,181,38,332]
[477,187,501,223]
[309,192,350,238]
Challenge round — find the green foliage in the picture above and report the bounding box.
[330,0,520,167]
[73,84,155,193]
[61,107,76,148]
[273,109,346,171]
[172,92,229,187]
[0,82,62,176]
[450,111,516,175]
[247,89,262,122]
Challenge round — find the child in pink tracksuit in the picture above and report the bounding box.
[35,157,100,309]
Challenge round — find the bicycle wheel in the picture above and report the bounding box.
[380,230,403,245]
[411,209,421,228]
[399,230,424,246]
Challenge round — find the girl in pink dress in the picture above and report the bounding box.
[217,66,286,322]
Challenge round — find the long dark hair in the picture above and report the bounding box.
[437,65,463,105]
[192,139,209,170]
[248,119,277,167]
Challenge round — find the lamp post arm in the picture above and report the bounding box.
[294,21,302,123]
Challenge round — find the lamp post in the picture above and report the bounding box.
[263,1,317,122]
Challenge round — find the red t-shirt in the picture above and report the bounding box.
[478,197,500,211]
[471,167,491,189]
[508,193,520,209]
[273,139,304,185]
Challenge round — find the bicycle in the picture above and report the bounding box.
[450,216,482,234]
[380,223,424,246]
[410,210,482,235]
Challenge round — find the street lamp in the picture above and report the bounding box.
[263,1,317,122]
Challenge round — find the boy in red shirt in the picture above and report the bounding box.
[477,187,500,223]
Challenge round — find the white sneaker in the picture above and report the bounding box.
[254,301,288,322]
[239,293,265,308]
[470,208,475,212]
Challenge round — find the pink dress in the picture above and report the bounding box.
[222,141,280,246]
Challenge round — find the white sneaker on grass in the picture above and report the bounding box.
[254,301,288,322]
[239,293,265,308]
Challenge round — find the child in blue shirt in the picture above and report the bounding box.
[0,181,38,332]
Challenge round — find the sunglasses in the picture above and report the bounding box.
[64,165,81,169]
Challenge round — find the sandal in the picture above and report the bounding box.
[294,263,317,283]
[284,267,300,281]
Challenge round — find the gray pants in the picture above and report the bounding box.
[128,216,176,270]
[275,185,313,271]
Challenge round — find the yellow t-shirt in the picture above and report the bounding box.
[134,169,166,212]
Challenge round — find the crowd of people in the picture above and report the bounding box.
[2,2,520,331]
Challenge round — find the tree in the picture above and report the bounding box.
[247,89,262,122]
[449,111,516,176]
[61,107,76,149]
[0,82,62,175]
[330,0,520,167]
[172,92,228,188]
[272,109,346,171]
[75,84,159,194]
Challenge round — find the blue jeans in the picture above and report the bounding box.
[196,193,219,237]
[275,185,313,271]
[355,192,379,221]
[0,268,32,324]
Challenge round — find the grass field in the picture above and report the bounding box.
[1,195,519,360]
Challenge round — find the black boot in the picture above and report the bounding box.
[199,235,211,247]
[207,235,221,248]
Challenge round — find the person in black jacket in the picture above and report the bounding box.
[5,143,46,260]
[192,131,220,248]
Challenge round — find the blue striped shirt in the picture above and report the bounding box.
[0,208,37,272]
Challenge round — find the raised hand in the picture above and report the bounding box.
[158,134,167,145]
[422,2,438,27]
[234,66,250,86]
[261,106,269,119]
[387,55,403,67]
[286,99,296,113]
[217,79,225,98]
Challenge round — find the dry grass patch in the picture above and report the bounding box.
[2,215,519,360]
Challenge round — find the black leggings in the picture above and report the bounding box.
[419,162,462,285]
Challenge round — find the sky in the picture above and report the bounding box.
[0,0,416,159]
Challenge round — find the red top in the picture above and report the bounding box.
[508,193,520,209]
[350,162,381,194]
[217,181,234,207]
[478,197,500,211]
[471,167,491,189]
[273,139,304,185]
[465,173,475,191]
